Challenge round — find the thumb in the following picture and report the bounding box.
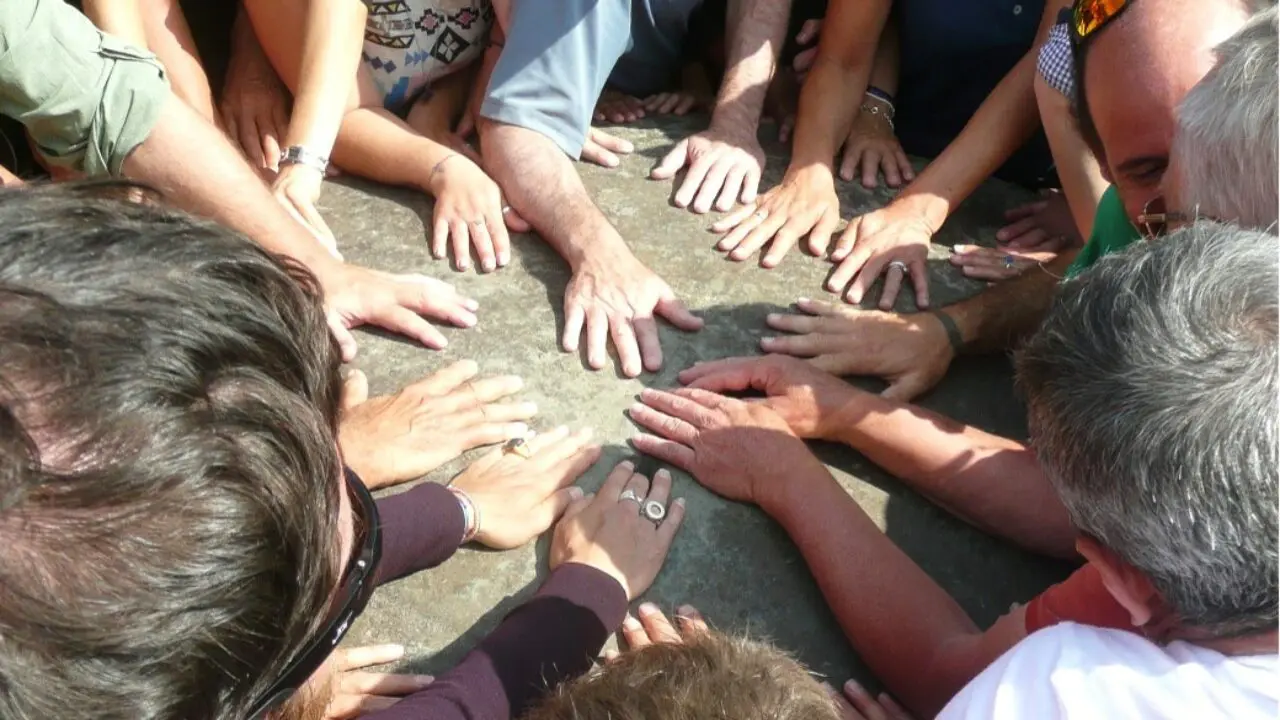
[341,369,370,410]
[560,491,595,522]
[543,486,587,526]
[503,205,532,232]
[326,309,359,361]
[656,293,704,331]
[650,138,689,179]
[880,373,931,403]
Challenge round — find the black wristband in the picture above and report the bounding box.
[929,310,965,353]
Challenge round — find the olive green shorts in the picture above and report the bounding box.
[0,0,169,177]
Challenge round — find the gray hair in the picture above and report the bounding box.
[1016,222,1278,638]
[1172,6,1279,229]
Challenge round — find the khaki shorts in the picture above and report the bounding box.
[0,0,169,177]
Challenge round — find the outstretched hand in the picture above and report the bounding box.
[651,128,765,214]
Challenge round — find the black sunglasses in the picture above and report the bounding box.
[246,467,382,719]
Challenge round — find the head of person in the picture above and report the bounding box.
[1159,7,1279,233]
[523,630,844,720]
[1016,221,1278,642]
[1072,0,1268,221]
[0,187,367,720]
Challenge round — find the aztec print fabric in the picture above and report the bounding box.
[361,0,493,111]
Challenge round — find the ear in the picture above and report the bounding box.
[1076,537,1161,628]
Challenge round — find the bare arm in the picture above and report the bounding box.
[1035,73,1107,238]
[945,246,1078,353]
[275,0,364,155]
[81,0,148,47]
[710,0,792,137]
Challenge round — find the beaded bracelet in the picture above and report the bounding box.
[449,487,481,544]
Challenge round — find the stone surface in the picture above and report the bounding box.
[325,117,1073,689]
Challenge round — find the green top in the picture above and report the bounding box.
[1065,185,1143,279]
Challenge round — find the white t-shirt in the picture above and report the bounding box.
[939,622,1279,719]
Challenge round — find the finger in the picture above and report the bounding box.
[341,671,436,697]
[909,258,930,309]
[740,163,761,205]
[880,151,903,188]
[674,94,697,115]
[630,433,696,470]
[471,219,497,273]
[728,214,787,261]
[995,214,1039,243]
[797,18,821,44]
[582,138,621,168]
[758,331,837,358]
[239,117,266,170]
[650,138,689,180]
[1004,227,1049,250]
[502,202,532,233]
[261,130,282,176]
[598,460,637,501]
[586,308,610,370]
[675,605,710,636]
[675,156,714,209]
[409,359,481,400]
[807,209,841,257]
[485,210,511,268]
[778,114,795,143]
[654,495,686,545]
[450,220,472,272]
[377,306,449,350]
[761,216,806,268]
[895,148,915,183]
[830,219,860,263]
[326,310,359,361]
[398,275,479,327]
[637,387,716,427]
[633,314,663,372]
[562,300,585,353]
[843,680,891,720]
[764,311,822,334]
[335,644,406,671]
[692,160,732,214]
[793,46,818,73]
[560,490,594,522]
[795,296,849,318]
[609,313,643,378]
[878,264,905,311]
[712,203,762,240]
[860,149,882,189]
[675,356,759,387]
[1001,199,1047,223]
[828,684,868,720]
[647,467,672,505]
[846,253,887,306]
[431,212,449,259]
[532,481,590,531]
[827,246,869,297]
[298,197,337,245]
[341,369,370,411]
[878,694,913,720]
[714,168,746,213]
[637,602,682,644]
[620,468,652,503]
[592,127,634,153]
[628,402,700,445]
[621,613,653,650]
[655,293,704,332]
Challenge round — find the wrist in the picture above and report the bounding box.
[756,459,836,520]
[448,486,481,545]
[566,229,631,273]
[888,192,950,234]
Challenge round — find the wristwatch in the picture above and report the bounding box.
[278,145,329,174]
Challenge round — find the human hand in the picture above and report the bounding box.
[832,680,915,720]
[550,461,686,599]
[450,426,601,549]
[594,90,648,124]
[605,603,710,660]
[428,154,519,273]
[642,91,703,117]
[273,163,340,257]
[580,127,636,168]
[759,297,954,401]
[710,166,841,268]
[839,108,915,189]
[650,126,766,213]
[317,261,480,360]
[676,355,865,441]
[792,19,822,78]
[997,190,1082,251]
[221,26,289,177]
[337,361,536,489]
[320,644,434,720]
[563,254,703,377]
[948,244,1057,281]
[828,201,937,309]
[629,387,828,508]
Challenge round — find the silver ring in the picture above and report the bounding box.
[472,218,486,227]
[642,499,667,523]
[1002,254,1016,269]
[619,489,643,505]
[887,260,909,273]
[501,205,512,214]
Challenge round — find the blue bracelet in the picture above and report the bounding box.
[865,85,895,105]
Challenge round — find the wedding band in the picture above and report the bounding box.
[887,260,909,273]
[619,489,643,505]
[503,437,532,459]
[642,499,667,523]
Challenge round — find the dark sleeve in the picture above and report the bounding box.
[372,481,466,586]
[363,563,627,720]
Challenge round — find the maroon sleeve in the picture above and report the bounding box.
[373,481,466,586]
[363,563,627,720]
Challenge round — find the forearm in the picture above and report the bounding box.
[81,0,149,48]
[829,390,1075,557]
[481,121,630,268]
[284,0,366,153]
[946,246,1078,354]
[123,92,334,269]
[1035,74,1107,238]
[887,53,1041,231]
[867,20,900,95]
[710,0,792,134]
[372,481,465,585]
[762,466,991,716]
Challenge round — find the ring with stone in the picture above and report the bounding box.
[641,499,667,523]
[887,260,909,274]
[503,437,533,459]
[1002,254,1016,269]
[619,489,643,505]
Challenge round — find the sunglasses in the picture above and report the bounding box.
[246,467,383,719]
[1136,195,1195,239]
[1070,0,1131,45]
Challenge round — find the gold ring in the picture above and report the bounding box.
[503,437,533,459]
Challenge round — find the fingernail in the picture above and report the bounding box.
[497,251,510,265]
[845,679,866,696]
[656,469,671,480]
[676,604,697,618]
[415,675,435,687]
[619,460,635,471]
[629,402,645,414]
[761,337,777,347]
[568,486,584,500]
[623,614,642,630]
[766,313,780,323]
[638,602,660,616]
[674,497,686,507]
